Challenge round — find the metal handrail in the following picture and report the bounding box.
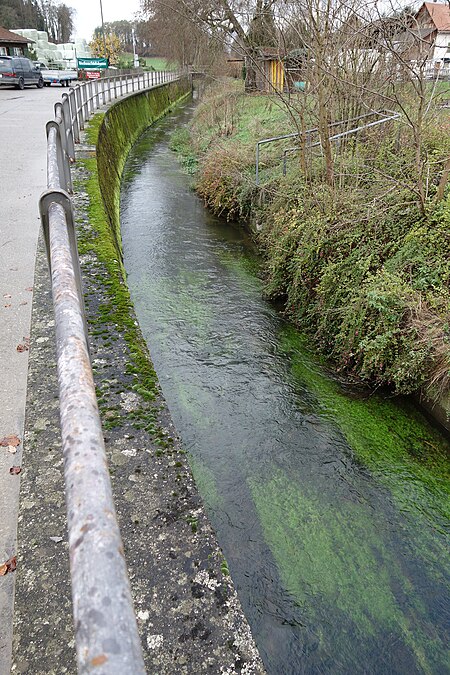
[281,110,401,176]
[255,109,401,184]
[38,70,182,673]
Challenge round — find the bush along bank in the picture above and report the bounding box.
[171,79,450,422]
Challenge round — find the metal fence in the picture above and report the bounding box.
[39,70,180,673]
[255,110,401,184]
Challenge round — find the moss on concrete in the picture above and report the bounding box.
[96,79,191,258]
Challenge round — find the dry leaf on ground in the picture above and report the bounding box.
[0,435,20,447]
[0,556,17,575]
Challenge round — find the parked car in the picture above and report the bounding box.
[0,56,43,89]
[34,62,77,87]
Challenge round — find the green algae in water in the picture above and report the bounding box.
[279,325,450,525]
[119,104,450,673]
[138,274,214,340]
[245,324,450,672]
[249,469,449,674]
[189,455,224,511]
[214,245,262,287]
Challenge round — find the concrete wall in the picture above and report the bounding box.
[418,391,450,433]
[96,77,191,258]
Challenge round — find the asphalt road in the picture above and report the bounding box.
[0,83,64,674]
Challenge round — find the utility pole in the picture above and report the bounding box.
[132,27,139,68]
[99,0,107,62]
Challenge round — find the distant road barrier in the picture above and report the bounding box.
[38,70,180,674]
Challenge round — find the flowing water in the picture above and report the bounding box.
[120,103,450,675]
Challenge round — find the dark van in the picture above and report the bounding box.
[0,56,44,89]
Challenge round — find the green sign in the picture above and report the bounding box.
[77,57,108,69]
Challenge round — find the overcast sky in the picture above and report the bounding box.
[72,0,142,42]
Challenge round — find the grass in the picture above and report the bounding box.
[117,53,176,71]
[144,57,175,71]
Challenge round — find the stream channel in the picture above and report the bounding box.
[120,101,449,674]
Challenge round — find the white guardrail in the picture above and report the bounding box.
[38,70,181,674]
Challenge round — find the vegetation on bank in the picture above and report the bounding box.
[171,79,450,405]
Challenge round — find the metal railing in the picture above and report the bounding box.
[255,110,401,184]
[38,70,180,673]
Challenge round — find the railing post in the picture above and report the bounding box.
[47,114,72,194]
[101,77,106,106]
[87,81,93,114]
[82,83,89,124]
[68,88,80,144]
[75,85,84,131]
[95,79,100,109]
[256,142,260,185]
[61,94,75,161]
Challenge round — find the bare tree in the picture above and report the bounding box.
[142,0,226,67]
[141,0,448,206]
[143,0,280,81]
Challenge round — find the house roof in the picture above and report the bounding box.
[422,2,450,31]
[0,27,33,44]
[255,47,286,60]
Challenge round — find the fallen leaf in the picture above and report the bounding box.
[0,435,20,447]
[6,556,16,572]
[9,466,21,475]
[0,556,17,575]
[91,655,108,667]
[16,344,29,352]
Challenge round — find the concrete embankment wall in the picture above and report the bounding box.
[96,77,192,257]
[418,392,450,434]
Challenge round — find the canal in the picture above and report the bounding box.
[120,102,449,674]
